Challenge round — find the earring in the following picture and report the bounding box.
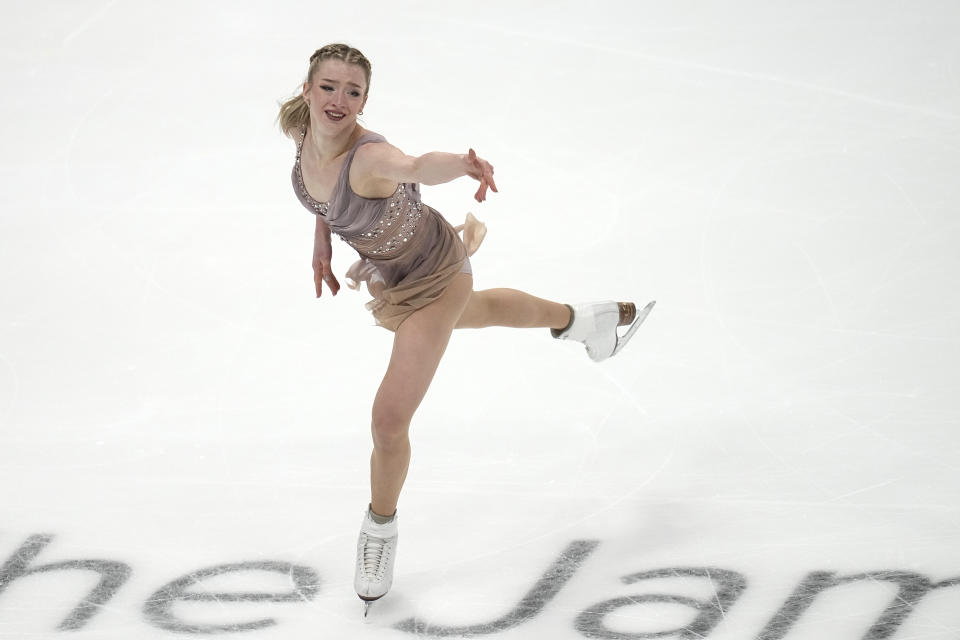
[358,110,364,115]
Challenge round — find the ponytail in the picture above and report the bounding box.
[277,93,310,137]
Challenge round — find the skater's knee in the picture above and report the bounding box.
[371,407,411,453]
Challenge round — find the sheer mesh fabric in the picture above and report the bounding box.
[292,126,485,331]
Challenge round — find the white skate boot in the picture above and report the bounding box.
[551,300,656,362]
[355,508,398,621]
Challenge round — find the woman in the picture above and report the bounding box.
[277,43,653,614]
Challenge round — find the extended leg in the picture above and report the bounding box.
[456,287,654,362]
[455,288,571,330]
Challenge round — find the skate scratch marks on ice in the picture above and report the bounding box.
[425,16,959,122]
[62,0,124,47]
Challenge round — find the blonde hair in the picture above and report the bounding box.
[277,43,373,137]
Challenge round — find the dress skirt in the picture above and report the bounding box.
[344,210,486,332]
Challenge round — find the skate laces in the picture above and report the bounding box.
[359,533,393,580]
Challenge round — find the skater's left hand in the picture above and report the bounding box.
[466,148,498,203]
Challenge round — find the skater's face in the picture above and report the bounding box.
[303,59,368,130]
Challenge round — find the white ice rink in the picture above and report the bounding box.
[2,1,959,638]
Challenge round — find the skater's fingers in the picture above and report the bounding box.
[313,265,323,298]
[325,271,341,296]
[314,262,340,297]
[475,181,490,202]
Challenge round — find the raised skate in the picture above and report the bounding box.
[551,300,656,362]
[355,508,398,622]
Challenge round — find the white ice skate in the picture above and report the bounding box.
[551,300,656,362]
[355,508,398,622]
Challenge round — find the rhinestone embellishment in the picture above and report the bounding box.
[293,126,424,258]
[294,126,329,217]
[344,184,423,256]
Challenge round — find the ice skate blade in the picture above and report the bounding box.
[359,596,382,623]
[592,299,655,361]
[612,299,655,357]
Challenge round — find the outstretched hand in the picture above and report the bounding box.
[466,149,498,203]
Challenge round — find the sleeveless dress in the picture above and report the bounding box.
[292,126,484,331]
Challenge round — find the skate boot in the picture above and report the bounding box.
[551,300,656,362]
[355,507,398,621]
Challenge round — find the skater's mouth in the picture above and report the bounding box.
[325,110,346,122]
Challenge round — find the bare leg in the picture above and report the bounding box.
[455,288,571,330]
[369,272,473,516]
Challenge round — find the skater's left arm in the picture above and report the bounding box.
[355,142,498,202]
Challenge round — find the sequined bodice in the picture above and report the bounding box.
[293,127,330,217]
[292,126,424,259]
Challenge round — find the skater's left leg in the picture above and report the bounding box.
[455,288,571,330]
[456,287,653,362]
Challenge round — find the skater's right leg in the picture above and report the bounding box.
[369,272,472,517]
[356,273,473,606]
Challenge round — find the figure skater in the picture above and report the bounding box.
[277,43,653,617]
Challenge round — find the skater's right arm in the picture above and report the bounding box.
[290,127,340,298]
[313,216,340,298]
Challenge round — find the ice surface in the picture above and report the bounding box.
[1,1,959,638]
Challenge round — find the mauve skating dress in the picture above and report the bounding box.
[292,125,482,331]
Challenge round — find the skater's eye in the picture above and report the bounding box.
[320,85,334,92]
[349,90,361,97]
